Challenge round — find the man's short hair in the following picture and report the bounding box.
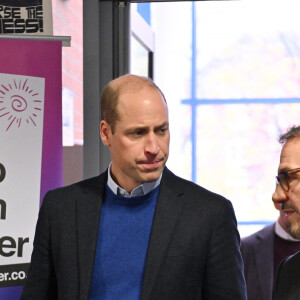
[279,125,300,144]
[100,74,166,134]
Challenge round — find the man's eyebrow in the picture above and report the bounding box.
[126,122,169,131]
[125,125,148,132]
[155,122,169,129]
[278,167,290,173]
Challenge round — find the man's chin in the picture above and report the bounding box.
[289,229,300,239]
[289,219,300,239]
[140,168,164,182]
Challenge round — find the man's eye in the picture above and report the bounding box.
[278,172,287,178]
[132,131,143,136]
[158,127,167,134]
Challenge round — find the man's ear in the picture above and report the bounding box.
[100,120,112,147]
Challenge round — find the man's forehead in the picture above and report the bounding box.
[279,136,300,167]
[118,87,166,109]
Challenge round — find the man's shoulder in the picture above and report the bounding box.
[43,171,107,204]
[282,250,300,270]
[161,167,231,207]
[276,250,300,292]
[274,249,300,299]
[241,223,275,245]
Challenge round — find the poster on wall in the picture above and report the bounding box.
[0,38,63,299]
[0,0,53,35]
[0,73,45,287]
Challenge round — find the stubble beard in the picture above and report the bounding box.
[288,213,300,239]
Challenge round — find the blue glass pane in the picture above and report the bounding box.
[137,3,151,26]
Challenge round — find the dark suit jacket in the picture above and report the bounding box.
[241,223,275,300]
[21,168,246,300]
[274,250,300,300]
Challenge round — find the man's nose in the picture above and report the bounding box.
[272,183,288,210]
[145,133,160,155]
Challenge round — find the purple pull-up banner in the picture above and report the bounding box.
[0,39,63,299]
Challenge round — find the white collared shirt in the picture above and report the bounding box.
[107,163,162,197]
[275,219,300,241]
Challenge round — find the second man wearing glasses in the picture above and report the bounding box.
[273,125,300,299]
[241,125,300,300]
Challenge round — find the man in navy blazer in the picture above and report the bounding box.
[21,74,246,299]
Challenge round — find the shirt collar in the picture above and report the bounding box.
[275,219,300,241]
[107,163,162,197]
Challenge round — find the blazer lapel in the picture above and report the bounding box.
[76,172,107,300]
[255,224,275,300]
[141,168,186,300]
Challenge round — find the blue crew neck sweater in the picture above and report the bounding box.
[89,185,159,300]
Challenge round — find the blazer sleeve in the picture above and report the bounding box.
[274,252,300,300]
[20,192,58,300]
[203,199,247,300]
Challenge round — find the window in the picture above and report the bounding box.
[131,4,154,78]
[52,0,83,185]
[131,1,300,236]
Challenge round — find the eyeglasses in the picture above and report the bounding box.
[276,168,300,191]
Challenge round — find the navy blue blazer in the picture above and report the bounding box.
[21,168,246,300]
